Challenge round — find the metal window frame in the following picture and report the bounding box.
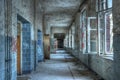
[104,11,113,54]
[98,10,113,55]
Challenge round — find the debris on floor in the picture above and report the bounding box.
[17,50,103,80]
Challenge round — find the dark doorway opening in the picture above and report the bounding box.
[54,33,65,49]
[57,39,64,48]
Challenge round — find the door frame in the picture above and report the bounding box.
[17,21,22,75]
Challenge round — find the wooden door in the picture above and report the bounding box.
[44,35,50,59]
[17,22,21,74]
[17,36,21,74]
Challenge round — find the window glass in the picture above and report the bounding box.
[98,13,105,54]
[71,29,72,48]
[69,30,71,48]
[72,26,75,49]
[105,12,113,53]
[107,0,112,8]
[97,0,112,12]
[97,0,113,55]
[82,10,87,53]
[90,30,97,52]
[99,0,106,11]
[80,15,82,51]
[87,17,97,53]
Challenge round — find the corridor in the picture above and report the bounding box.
[18,50,100,80]
[1,0,120,80]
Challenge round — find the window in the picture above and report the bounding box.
[99,0,106,11]
[97,0,113,55]
[98,12,105,54]
[64,36,67,47]
[69,29,72,48]
[87,17,97,53]
[70,28,72,48]
[64,33,69,48]
[71,24,75,49]
[67,33,69,47]
[107,0,112,8]
[80,9,87,53]
[66,33,68,47]
[105,11,113,54]
[96,0,112,12]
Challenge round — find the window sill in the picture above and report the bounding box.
[84,52,98,54]
[101,54,113,61]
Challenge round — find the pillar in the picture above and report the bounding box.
[113,0,120,80]
[0,0,5,80]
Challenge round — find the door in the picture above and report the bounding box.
[17,22,22,75]
[44,35,50,59]
[17,36,21,74]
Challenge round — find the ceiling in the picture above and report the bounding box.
[42,0,81,34]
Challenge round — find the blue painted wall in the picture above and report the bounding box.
[0,35,5,80]
[22,23,33,73]
[37,31,44,62]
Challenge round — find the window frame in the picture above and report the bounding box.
[98,12,105,55]
[80,8,87,54]
[71,24,75,49]
[87,17,98,54]
[97,0,113,55]
[96,0,112,12]
[104,11,113,54]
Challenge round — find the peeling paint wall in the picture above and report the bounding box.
[12,0,35,79]
[113,0,120,80]
[0,0,5,80]
[35,0,43,37]
[0,0,43,80]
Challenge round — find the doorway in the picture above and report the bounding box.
[44,35,50,59]
[57,39,64,49]
[54,33,65,49]
[17,15,33,74]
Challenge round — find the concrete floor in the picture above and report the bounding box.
[18,50,101,80]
